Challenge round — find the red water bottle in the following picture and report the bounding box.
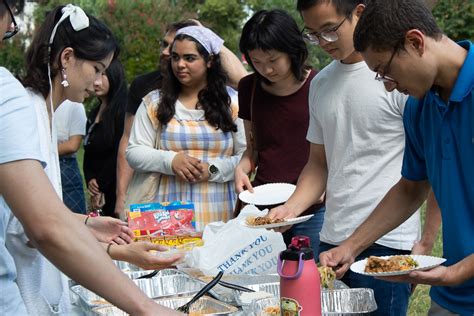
[277,236,322,316]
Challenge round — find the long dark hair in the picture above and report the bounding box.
[240,9,309,85]
[158,34,237,133]
[95,58,127,145]
[22,5,119,98]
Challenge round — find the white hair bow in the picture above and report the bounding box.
[48,4,90,49]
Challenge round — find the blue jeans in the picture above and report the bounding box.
[319,242,411,316]
[283,206,325,257]
[59,157,86,214]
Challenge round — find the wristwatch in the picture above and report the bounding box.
[208,164,219,175]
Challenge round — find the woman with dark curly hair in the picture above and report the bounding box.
[83,58,127,218]
[127,26,246,230]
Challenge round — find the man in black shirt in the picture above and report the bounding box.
[115,20,247,218]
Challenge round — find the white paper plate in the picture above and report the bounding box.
[244,214,314,229]
[239,183,296,206]
[350,255,446,276]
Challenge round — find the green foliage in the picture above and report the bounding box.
[100,0,195,82]
[408,204,443,315]
[198,0,247,53]
[433,0,474,41]
[245,0,333,71]
[0,35,29,77]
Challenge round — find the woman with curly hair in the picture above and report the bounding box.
[127,26,246,230]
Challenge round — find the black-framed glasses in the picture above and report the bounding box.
[2,0,19,40]
[302,17,347,46]
[374,47,398,84]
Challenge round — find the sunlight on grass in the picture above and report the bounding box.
[408,203,443,315]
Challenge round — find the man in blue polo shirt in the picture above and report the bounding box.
[319,0,473,314]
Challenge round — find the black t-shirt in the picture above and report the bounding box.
[126,70,163,115]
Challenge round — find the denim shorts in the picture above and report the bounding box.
[319,242,411,316]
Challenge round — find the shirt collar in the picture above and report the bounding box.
[450,40,474,102]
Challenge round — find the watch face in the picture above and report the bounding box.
[209,164,218,174]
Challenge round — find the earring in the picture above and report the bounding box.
[61,68,69,87]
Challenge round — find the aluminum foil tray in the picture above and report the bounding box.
[123,268,185,280]
[113,260,141,272]
[70,274,203,312]
[195,274,280,303]
[233,278,348,304]
[322,288,377,315]
[92,296,239,315]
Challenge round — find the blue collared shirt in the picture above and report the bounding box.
[402,41,474,315]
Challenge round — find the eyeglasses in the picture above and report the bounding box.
[374,48,398,84]
[302,18,346,46]
[2,0,19,40]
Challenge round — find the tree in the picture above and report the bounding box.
[433,0,474,41]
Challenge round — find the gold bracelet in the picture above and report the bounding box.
[106,243,113,256]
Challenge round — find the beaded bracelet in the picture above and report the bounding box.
[84,214,91,225]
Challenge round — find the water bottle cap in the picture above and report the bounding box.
[280,235,314,261]
[289,236,311,250]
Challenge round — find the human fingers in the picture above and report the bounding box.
[185,164,202,180]
[113,236,127,245]
[267,205,291,220]
[118,230,133,244]
[121,225,135,240]
[334,263,350,279]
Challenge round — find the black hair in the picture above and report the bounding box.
[165,19,199,34]
[354,0,443,52]
[2,0,24,15]
[239,9,309,85]
[158,33,237,133]
[22,5,119,98]
[95,58,127,145]
[297,0,366,18]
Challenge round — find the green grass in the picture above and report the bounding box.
[407,204,443,315]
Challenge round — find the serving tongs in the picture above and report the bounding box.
[176,271,224,313]
[136,270,255,292]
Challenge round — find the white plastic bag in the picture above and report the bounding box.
[185,205,286,275]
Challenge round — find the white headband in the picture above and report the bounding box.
[48,4,89,55]
[175,26,224,55]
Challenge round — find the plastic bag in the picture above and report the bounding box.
[185,205,286,275]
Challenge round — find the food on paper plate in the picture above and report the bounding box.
[245,215,285,226]
[364,255,419,273]
[318,265,336,289]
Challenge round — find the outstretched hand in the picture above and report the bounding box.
[266,204,296,233]
[319,244,356,279]
[87,216,134,244]
[234,165,253,194]
[118,241,184,270]
[376,265,454,286]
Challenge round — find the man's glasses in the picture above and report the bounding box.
[374,47,398,84]
[2,0,19,40]
[302,17,346,46]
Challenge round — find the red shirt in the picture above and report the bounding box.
[238,70,317,186]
